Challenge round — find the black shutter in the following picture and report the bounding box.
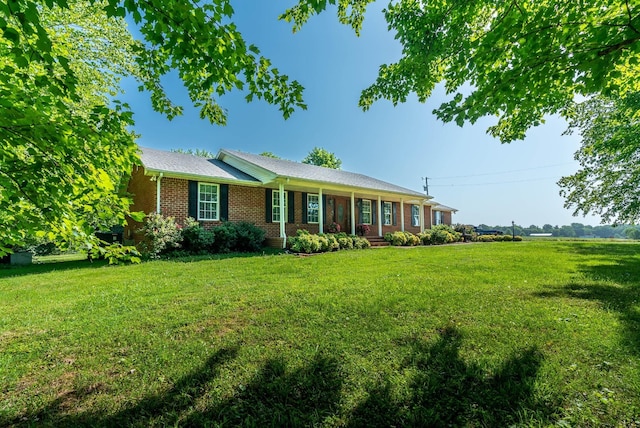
[302,193,308,224]
[372,201,377,225]
[322,195,327,225]
[188,181,198,219]
[265,189,272,223]
[220,184,229,221]
[392,202,397,226]
[357,199,363,224]
[288,191,295,224]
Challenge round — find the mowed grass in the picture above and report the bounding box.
[1,241,639,427]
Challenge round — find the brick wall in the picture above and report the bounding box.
[127,170,448,241]
[124,166,156,242]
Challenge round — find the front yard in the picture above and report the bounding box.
[1,241,639,426]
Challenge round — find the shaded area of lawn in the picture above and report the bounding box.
[347,326,552,427]
[538,242,640,356]
[6,327,552,427]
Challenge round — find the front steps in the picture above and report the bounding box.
[366,236,389,247]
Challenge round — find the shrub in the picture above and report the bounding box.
[181,217,215,253]
[356,224,370,236]
[337,236,354,250]
[352,236,371,249]
[211,222,238,253]
[427,224,462,245]
[404,232,420,246]
[139,213,182,258]
[288,230,369,253]
[289,230,322,254]
[418,230,433,245]
[233,221,266,252]
[476,234,496,242]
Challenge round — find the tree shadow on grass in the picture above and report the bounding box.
[536,245,640,356]
[6,347,343,427]
[347,326,555,427]
[0,259,108,279]
[185,352,343,426]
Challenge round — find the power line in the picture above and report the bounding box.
[430,176,560,187]
[430,162,574,180]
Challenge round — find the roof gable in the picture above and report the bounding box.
[139,147,260,184]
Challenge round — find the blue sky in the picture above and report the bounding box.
[121,2,602,227]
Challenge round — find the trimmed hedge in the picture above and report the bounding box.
[288,230,370,254]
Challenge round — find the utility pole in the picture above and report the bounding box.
[422,177,429,196]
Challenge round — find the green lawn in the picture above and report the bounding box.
[1,241,639,426]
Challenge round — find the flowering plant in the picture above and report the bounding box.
[327,222,341,233]
[356,224,370,236]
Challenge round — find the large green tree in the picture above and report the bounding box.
[302,147,342,169]
[559,92,640,224]
[285,0,640,142]
[0,0,307,256]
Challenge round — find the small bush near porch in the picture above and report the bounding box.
[1,240,639,426]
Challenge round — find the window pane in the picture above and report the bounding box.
[384,202,392,225]
[362,200,371,225]
[272,190,288,222]
[198,183,218,220]
[307,194,319,223]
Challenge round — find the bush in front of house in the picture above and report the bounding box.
[139,212,183,258]
[430,224,463,245]
[288,230,370,254]
[233,221,266,252]
[181,217,215,253]
[139,214,266,258]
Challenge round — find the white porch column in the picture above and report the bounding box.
[350,192,356,235]
[318,188,324,234]
[156,173,163,214]
[420,201,425,233]
[279,183,286,247]
[377,195,382,236]
[400,198,405,232]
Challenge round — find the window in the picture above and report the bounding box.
[198,183,219,221]
[272,190,288,222]
[412,205,420,227]
[361,199,371,224]
[383,202,392,225]
[307,194,319,223]
[434,210,443,225]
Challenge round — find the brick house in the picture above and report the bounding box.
[125,147,457,247]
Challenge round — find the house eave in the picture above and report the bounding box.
[142,167,262,187]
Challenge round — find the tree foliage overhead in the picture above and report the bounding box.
[302,147,342,169]
[284,0,640,142]
[0,0,308,255]
[559,92,640,224]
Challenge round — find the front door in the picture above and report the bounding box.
[334,197,350,233]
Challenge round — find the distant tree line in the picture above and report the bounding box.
[475,223,640,240]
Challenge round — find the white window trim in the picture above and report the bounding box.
[361,199,372,225]
[198,182,220,221]
[272,190,288,223]
[383,202,392,226]
[412,205,420,227]
[307,193,319,224]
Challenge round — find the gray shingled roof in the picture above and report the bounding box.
[139,147,259,183]
[220,149,426,198]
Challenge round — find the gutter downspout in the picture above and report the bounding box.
[350,192,356,235]
[279,183,286,248]
[377,196,382,237]
[156,173,163,214]
[318,188,324,234]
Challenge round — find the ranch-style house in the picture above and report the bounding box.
[125,147,457,247]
